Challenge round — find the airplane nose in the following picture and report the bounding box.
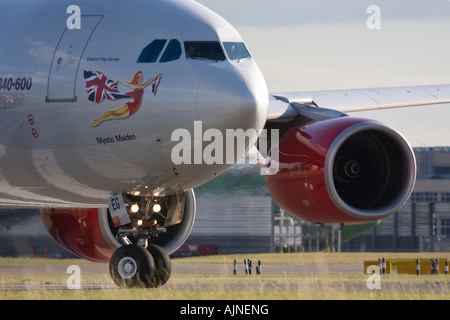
[196,61,269,143]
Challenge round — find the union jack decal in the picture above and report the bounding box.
[84,71,128,103]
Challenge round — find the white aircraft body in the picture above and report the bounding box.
[1,0,450,287]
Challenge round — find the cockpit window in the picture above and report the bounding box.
[184,41,225,61]
[137,39,167,63]
[223,42,252,61]
[160,39,182,63]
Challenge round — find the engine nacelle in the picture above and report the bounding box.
[41,189,196,262]
[265,117,416,224]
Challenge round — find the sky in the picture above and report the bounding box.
[197,0,450,147]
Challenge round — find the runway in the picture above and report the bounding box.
[0,260,362,292]
[1,257,449,299]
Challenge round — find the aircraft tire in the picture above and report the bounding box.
[109,244,155,288]
[147,244,172,287]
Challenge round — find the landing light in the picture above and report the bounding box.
[153,204,161,213]
[131,204,140,213]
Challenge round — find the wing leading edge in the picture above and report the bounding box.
[268,84,450,121]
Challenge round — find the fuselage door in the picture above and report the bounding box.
[46,15,103,103]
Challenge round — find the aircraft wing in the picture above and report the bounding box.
[268,84,450,121]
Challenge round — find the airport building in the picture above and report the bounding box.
[185,166,289,254]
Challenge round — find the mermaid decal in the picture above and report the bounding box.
[84,70,162,127]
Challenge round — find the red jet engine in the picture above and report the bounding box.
[265,117,416,224]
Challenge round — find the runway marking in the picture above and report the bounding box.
[0,284,119,291]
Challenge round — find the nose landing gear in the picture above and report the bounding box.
[105,190,195,288]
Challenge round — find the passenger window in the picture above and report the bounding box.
[223,42,252,61]
[184,41,225,61]
[160,39,182,63]
[137,39,167,63]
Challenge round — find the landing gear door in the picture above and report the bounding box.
[165,193,186,227]
[46,15,103,103]
[108,193,131,228]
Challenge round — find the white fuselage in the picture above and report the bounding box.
[0,0,268,207]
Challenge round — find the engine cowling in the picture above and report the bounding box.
[41,189,196,262]
[265,117,416,224]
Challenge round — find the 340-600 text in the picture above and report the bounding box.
[0,77,32,91]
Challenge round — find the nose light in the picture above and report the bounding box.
[130,204,140,213]
[153,204,161,213]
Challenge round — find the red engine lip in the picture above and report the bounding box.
[324,120,417,221]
